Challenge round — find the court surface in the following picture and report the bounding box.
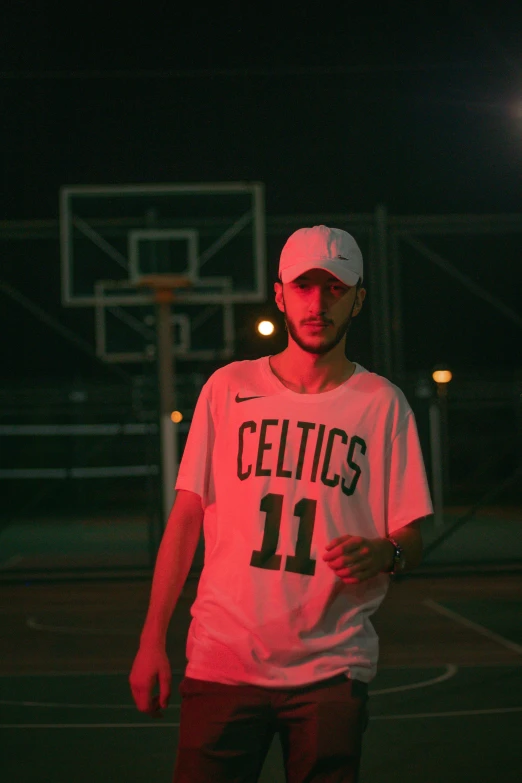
[1,573,521,782]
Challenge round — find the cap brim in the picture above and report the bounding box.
[280,259,361,286]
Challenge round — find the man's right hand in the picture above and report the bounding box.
[129,646,172,718]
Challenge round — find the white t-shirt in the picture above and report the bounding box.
[174,356,433,687]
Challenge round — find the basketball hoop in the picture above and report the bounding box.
[137,274,193,304]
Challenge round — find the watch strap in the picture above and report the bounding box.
[386,536,405,574]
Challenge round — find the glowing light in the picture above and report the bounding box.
[171,410,183,423]
[257,320,275,337]
[432,370,452,384]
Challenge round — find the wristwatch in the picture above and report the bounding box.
[386,536,406,574]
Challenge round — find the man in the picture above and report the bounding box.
[130,225,434,782]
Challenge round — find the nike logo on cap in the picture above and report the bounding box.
[235,393,265,403]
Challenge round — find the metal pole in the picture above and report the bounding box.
[438,382,451,499]
[367,222,382,373]
[155,292,177,528]
[429,399,445,528]
[389,232,404,386]
[374,204,393,380]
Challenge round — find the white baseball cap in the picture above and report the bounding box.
[279,225,363,286]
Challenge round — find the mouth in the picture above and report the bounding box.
[304,321,330,329]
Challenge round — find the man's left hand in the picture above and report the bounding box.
[322,535,392,584]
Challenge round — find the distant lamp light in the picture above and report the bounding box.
[171,410,183,423]
[432,368,452,384]
[257,319,275,337]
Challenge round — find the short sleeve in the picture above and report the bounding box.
[385,410,434,535]
[174,382,215,507]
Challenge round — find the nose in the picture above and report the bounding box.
[307,287,330,318]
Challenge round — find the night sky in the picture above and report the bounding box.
[1,1,521,380]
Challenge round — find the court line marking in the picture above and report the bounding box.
[0,665,458,707]
[370,706,522,720]
[0,700,167,709]
[0,671,137,677]
[424,599,522,656]
[0,723,176,728]
[26,616,136,636]
[2,706,522,728]
[0,662,516,678]
[370,663,457,695]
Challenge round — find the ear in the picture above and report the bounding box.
[274,280,285,314]
[353,287,366,315]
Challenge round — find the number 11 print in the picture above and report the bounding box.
[250,493,317,576]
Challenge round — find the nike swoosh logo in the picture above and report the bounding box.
[235,393,265,403]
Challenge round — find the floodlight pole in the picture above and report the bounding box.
[429,399,445,528]
[374,205,393,380]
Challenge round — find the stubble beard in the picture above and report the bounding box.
[284,305,355,356]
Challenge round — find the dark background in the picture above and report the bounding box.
[0,0,521,564]
[1,0,521,380]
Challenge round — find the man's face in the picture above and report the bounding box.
[274,268,366,356]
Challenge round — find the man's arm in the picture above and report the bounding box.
[379,517,426,573]
[323,517,428,583]
[129,489,204,716]
[139,488,204,648]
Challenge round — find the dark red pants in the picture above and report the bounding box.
[172,672,370,783]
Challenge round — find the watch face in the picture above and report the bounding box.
[388,539,405,573]
[393,546,406,571]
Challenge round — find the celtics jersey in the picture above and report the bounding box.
[174,356,433,687]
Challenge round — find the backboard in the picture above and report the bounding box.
[59,182,266,361]
[94,278,235,363]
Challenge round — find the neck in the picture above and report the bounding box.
[270,342,354,394]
